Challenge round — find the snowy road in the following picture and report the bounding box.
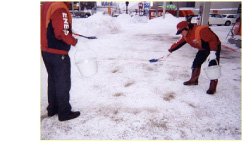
[41,13,241,140]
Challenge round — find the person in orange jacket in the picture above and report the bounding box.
[41,2,80,121]
[163,21,221,94]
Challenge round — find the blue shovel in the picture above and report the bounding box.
[149,56,164,63]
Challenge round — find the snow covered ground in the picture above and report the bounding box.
[41,13,241,140]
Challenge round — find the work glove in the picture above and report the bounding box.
[208,51,216,61]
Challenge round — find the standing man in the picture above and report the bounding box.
[41,2,80,121]
[164,21,221,94]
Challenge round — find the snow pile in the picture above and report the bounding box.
[148,13,182,26]
[117,14,148,24]
[116,14,134,24]
[132,15,149,23]
[73,12,121,37]
[147,13,184,35]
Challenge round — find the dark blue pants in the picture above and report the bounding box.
[192,43,221,68]
[42,51,72,117]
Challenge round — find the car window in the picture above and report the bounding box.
[222,15,226,17]
[215,14,222,18]
[211,14,215,17]
[228,15,235,18]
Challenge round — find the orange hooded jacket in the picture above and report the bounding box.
[169,25,221,52]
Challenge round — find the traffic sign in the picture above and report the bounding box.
[144,2,150,8]
[166,4,176,9]
[138,2,143,9]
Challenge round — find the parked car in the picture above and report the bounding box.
[191,14,233,26]
[111,10,120,17]
[73,10,91,18]
[209,14,232,26]
[190,15,200,24]
[222,14,237,24]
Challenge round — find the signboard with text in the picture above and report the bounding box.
[101,2,112,6]
[149,9,156,19]
[138,2,143,9]
[144,2,150,9]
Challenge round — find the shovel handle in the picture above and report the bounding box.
[73,33,79,36]
[73,33,97,39]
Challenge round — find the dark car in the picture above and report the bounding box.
[73,11,91,18]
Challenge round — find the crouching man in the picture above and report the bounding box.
[164,21,221,94]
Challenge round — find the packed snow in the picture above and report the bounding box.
[41,12,241,140]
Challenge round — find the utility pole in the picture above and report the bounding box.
[201,2,211,25]
[71,2,74,14]
[162,2,166,19]
[125,1,129,14]
[176,2,179,18]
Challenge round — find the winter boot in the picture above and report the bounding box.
[58,111,80,121]
[183,67,201,85]
[48,110,58,117]
[206,79,218,94]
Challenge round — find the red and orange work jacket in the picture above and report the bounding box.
[169,25,221,52]
[41,2,77,55]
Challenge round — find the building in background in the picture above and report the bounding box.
[66,1,240,19]
[96,2,121,16]
[69,2,97,18]
[152,2,241,16]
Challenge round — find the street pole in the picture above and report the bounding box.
[176,2,179,18]
[163,2,166,19]
[78,2,80,12]
[71,2,74,14]
[126,1,129,14]
[201,2,211,25]
[126,5,128,14]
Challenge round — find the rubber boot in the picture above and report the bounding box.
[206,79,218,94]
[59,111,80,121]
[183,67,201,85]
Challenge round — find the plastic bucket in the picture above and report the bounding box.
[75,58,98,77]
[204,59,221,80]
[75,49,98,77]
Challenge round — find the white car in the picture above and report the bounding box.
[191,14,233,26]
[222,14,237,24]
[208,14,232,26]
[190,15,199,25]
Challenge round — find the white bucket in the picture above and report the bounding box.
[204,59,221,80]
[75,58,98,77]
[75,49,98,77]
